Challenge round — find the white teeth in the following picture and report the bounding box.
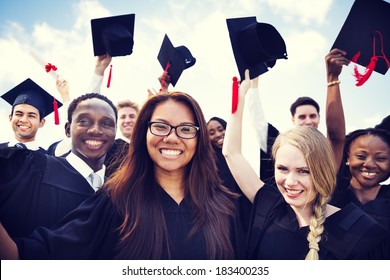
[361,171,376,177]
[161,149,181,156]
[85,140,103,146]
[285,188,302,195]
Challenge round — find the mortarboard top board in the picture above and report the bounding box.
[331,0,390,75]
[1,78,63,119]
[226,16,288,80]
[157,34,196,87]
[91,14,135,57]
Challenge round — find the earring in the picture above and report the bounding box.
[346,161,350,166]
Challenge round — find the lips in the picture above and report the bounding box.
[284,187,303,197]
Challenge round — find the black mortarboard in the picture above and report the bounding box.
[91,14,135,57]
[226,16,288,80]
[1,78,63,121]
[332,0,390,76]
[157,34,196,87]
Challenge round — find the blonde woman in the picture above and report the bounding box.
[223,70,390,259]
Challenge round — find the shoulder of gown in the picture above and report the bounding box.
[15,190,123,260]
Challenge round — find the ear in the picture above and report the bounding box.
[8,115,12,122]
[39,118,46,128]
[65,122,71,138]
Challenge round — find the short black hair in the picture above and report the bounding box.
[290,96,320,116]
[67,93,118,123]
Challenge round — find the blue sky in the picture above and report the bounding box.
[0,0,389,150]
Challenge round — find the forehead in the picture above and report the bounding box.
[275,143,307,166]
[118,106,137,115]
[294,104,318,115]
[12,103,40,115]
[73,98,116,119]
[151,100,195,123]
[207,120,224,130]
[350,134,390,152]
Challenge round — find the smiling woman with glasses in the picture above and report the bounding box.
[0,91,244,260]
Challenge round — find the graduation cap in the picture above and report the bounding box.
[331,0,390,86]
[226,16,288,80]
[157,34,196,87]
[1,78,63,124]
[91,13,135,57]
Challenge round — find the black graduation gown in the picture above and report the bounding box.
[0,142,47,154]
[259,123,279,185]
[15,186,243,260]
[246,184,390,260]
[0,148,94,238]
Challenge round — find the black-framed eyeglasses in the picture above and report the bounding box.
[148,121,199,139]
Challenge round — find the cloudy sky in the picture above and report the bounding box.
[0,0,389,149]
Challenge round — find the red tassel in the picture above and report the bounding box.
[159,63,171,92]
[232,77,238,114]
[352,51,378,87]
[45,63,57,72]
[107,65,112,88]
[53,98,60,125]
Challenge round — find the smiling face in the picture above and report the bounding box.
[274,143,318,215]
[118,106,138,140]
[9,103,45,143]
[348,134,390,189]
[292,105,320,128]
[147,99,197,177]
[207,119,225,149]
[66,98,116,170]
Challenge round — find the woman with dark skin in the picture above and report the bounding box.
[0,91,241,260]
[331,128,390,231]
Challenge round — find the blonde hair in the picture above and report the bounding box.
[116,99,139,114]
[272,126,337,260]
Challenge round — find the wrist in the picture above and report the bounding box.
[327,80,340,87]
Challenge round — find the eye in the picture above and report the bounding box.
[276,165,288,172]
[355,153,366,160]
[152,123,169,131]
[376,156,389,162]
[78,118,91,126]
[298,168,310,174]
[101,120,115,128]
[179,126,195,134]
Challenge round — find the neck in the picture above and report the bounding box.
[156,169,185,204]
[350,183,381,204]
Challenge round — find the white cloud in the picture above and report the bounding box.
[265,0,333,25]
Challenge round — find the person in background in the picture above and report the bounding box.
[0,78,65,153]
[207,116,252,235]
[0,93,117,238]
[259,48,348,184]
[331,128,390,231]
[0,91,243,260]
[222,69,390,260]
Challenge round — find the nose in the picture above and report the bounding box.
[88,123,103,135]
[163,127,180,143]
[363,157,376,168]
[285,172,298,186]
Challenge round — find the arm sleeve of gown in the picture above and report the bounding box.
[86,73,104,93]
[15,191,122,260]
[246,87,268,153]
